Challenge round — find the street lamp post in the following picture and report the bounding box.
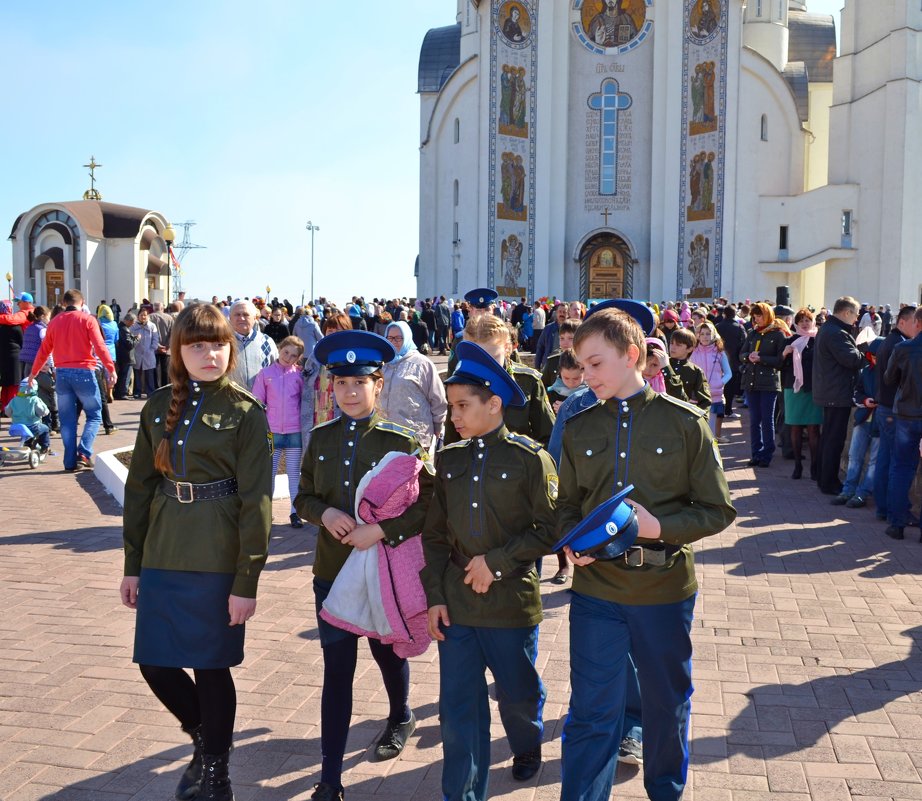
[306,221,319,305]
[162,224,177,300]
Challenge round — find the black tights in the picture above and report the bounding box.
[139,665,236,753]
[791,424,820,467]
[320,637,410,789]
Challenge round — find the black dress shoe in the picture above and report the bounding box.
[791,463,803,480]
[885,525,905,540]
[311,782,344,801]
[830,494,851,506]
[747,459,759,467]
[374,712,416,760]
[512,746,542,781]
[290,513,304,529]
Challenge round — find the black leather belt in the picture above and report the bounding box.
[450,550,533,580]
[161,477,239,503]
[624,543,681,568]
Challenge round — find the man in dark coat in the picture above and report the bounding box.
[812,297,866,495]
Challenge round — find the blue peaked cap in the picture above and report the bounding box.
[464,287,498,309]
[446,341,527,408]
[313,330,396,376]
[586,299,656,336]
[553,484,639,560]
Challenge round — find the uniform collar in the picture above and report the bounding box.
[471,423,508,449]
[604,382,655,415]
[342,410,379,432]
[190,376,230,396]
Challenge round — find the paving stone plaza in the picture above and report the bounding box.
[3,398,922,801]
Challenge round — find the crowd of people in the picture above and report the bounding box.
[2,284,919,801]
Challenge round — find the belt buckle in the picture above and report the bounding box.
[624,546,644,568]
[175,481,195,504]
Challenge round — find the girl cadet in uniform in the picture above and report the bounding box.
[294,330,433,801]
[121,303,273,801]
[556,306,736,801]
[422,341,559,801]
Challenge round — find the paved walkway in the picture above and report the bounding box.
[2,400,922,801]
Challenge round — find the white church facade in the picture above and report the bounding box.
[417,0,922,309]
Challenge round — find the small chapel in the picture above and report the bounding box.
[416,0,922,308]
[8,160,174,308]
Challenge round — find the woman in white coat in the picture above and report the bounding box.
[380,321,447,452]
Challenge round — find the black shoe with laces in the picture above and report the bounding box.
[175,725,204,800]
[311,781,344,800]
[512,746,542,781]
[374,711,416,760]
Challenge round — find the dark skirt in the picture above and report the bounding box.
[134,568,244,669]
[783,388,823,426]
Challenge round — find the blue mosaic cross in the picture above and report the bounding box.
[588,78,632,196]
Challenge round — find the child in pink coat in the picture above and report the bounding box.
[253,336,305,527]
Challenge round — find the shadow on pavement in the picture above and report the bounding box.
[1,525,121,553]
[692,626,922,765]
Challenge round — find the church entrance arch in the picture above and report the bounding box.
[578,232,635,300]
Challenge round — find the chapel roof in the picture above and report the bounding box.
[782,61,810,122]
[10,201,159,240]
[788,10,836,83]
[418,23,462,94]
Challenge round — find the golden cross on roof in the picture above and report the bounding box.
[82,156,103,200]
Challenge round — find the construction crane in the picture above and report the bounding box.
[169,221,206,299]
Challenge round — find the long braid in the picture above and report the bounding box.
[153,369,191,475]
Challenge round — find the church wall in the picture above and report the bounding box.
[729,49,805,303]
[564,0,657,302]
[804,83,831,191]
[418,62,481,300]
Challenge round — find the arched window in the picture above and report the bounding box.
[760,114,768,141]
[453,179,459,206]
[453,118,460,144]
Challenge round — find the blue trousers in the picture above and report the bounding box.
[562,592,695,801]
[438,623,545,801]
[874,407,896,518]
[55,367,102,470]
[747,390,777,463]
[841,423,878,498]
[888,418,922,527]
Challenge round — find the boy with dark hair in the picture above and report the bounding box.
[668,326,711,412]
[547,348,584,412]
[557,307,735,801]
[541,319,581,389]
[423,341,558,801]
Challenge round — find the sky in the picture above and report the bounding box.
[0,0,844,307]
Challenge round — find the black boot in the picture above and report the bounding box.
[791,461,803,480]
[198,751,234,801]
[175,725,204,800]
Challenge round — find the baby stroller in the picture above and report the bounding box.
[0,423,47,469]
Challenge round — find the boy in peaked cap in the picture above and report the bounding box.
[555,303,736,801]
[422,340,559,801]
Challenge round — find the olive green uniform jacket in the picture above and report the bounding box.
[669,358,712,411]
[557,384,735,606]
[421,425,558,628]
[123,378,273,598]
[294,412,433,582]
[444,361,556,446]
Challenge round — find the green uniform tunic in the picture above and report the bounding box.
[444,361,556,446]
[421,425,558,628]
[294,412,433,582]
[669,357,711,411]
[557,384,735,606]
[123,378,273,598]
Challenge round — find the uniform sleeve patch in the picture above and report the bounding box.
[548,474,559,501]
[268,431,275,455]
[713,440,723,468]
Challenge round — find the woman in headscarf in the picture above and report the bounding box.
[379,320,447,452]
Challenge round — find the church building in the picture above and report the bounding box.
[417,1,922,308]
[9,200,174,308]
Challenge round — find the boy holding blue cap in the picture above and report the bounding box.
[422,340,559,801]
[556,307,735,801]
